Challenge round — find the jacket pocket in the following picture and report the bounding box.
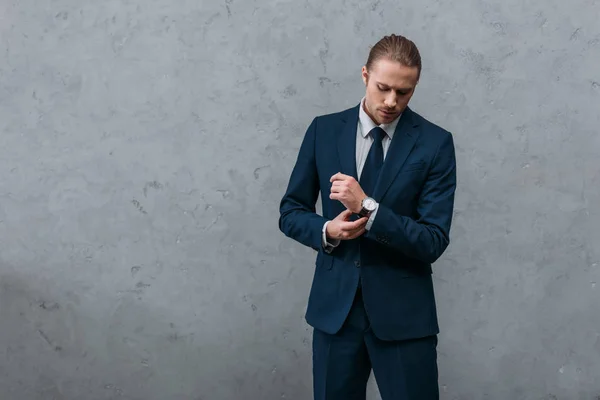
[401,161,426,173]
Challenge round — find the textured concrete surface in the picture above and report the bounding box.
[1,0,599,399]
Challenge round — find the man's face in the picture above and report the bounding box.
[361,58,419,125]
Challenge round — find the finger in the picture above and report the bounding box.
[333,209,353,222]
[346,223,367,236]
[339,209,353,218]
[348,228,366,239]
[351,216,369,227]
[339,217,368,231]
[330,189,348,198]
[330,172,350,183]
[356,217,369,226]
[341,227,366,240]
[329,193,342,201]
[331,183,349,194]
[349,226,367,236]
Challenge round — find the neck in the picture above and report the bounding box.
[362,99,381,126]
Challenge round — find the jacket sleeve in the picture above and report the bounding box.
[278,117,327,251]
[365,131,457,264]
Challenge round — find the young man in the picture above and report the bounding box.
[279,34,457,400]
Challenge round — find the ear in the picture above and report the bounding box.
[361,66,368,85]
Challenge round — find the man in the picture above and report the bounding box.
[278,34,457,400]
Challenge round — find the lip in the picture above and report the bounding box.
[379,109,396,118]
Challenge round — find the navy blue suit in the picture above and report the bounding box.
[279,104,456,399]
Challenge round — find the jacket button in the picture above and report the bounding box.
[354,260,361,268]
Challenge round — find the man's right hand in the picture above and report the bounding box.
[326,209,368,241]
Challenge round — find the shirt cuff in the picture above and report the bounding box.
[365,203,379,231]
[322,221,340,253]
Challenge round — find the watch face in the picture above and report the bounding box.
[363,197,376,211]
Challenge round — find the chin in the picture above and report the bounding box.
[380,112,397,121]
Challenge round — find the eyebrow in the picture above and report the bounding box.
[377,82,412,92]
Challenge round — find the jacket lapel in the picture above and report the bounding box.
[372,107,420,201]
[337,105,360,180]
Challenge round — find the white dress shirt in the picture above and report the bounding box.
[322,97,402,252]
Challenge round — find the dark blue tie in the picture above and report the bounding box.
[359,127,386,196]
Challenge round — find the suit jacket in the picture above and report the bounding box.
[278,104,457,341]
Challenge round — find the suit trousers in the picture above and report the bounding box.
[312,286,439,400]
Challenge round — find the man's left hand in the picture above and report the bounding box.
[329,172,367,213]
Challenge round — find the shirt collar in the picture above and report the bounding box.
[358,97,402,139]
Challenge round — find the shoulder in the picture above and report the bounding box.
[409,108,455,157]
[410,108,453,141]
[311,105,358,127]
[300,105,358,143]
[409,109,456,164]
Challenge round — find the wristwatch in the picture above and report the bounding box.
[358,197,377,217]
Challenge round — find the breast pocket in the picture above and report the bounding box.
[400,161,426,173]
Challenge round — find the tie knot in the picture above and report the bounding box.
[369,127,386,142]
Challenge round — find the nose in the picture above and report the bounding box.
[384,93,397,109]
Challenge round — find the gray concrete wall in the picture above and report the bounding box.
[1,0,598,399]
